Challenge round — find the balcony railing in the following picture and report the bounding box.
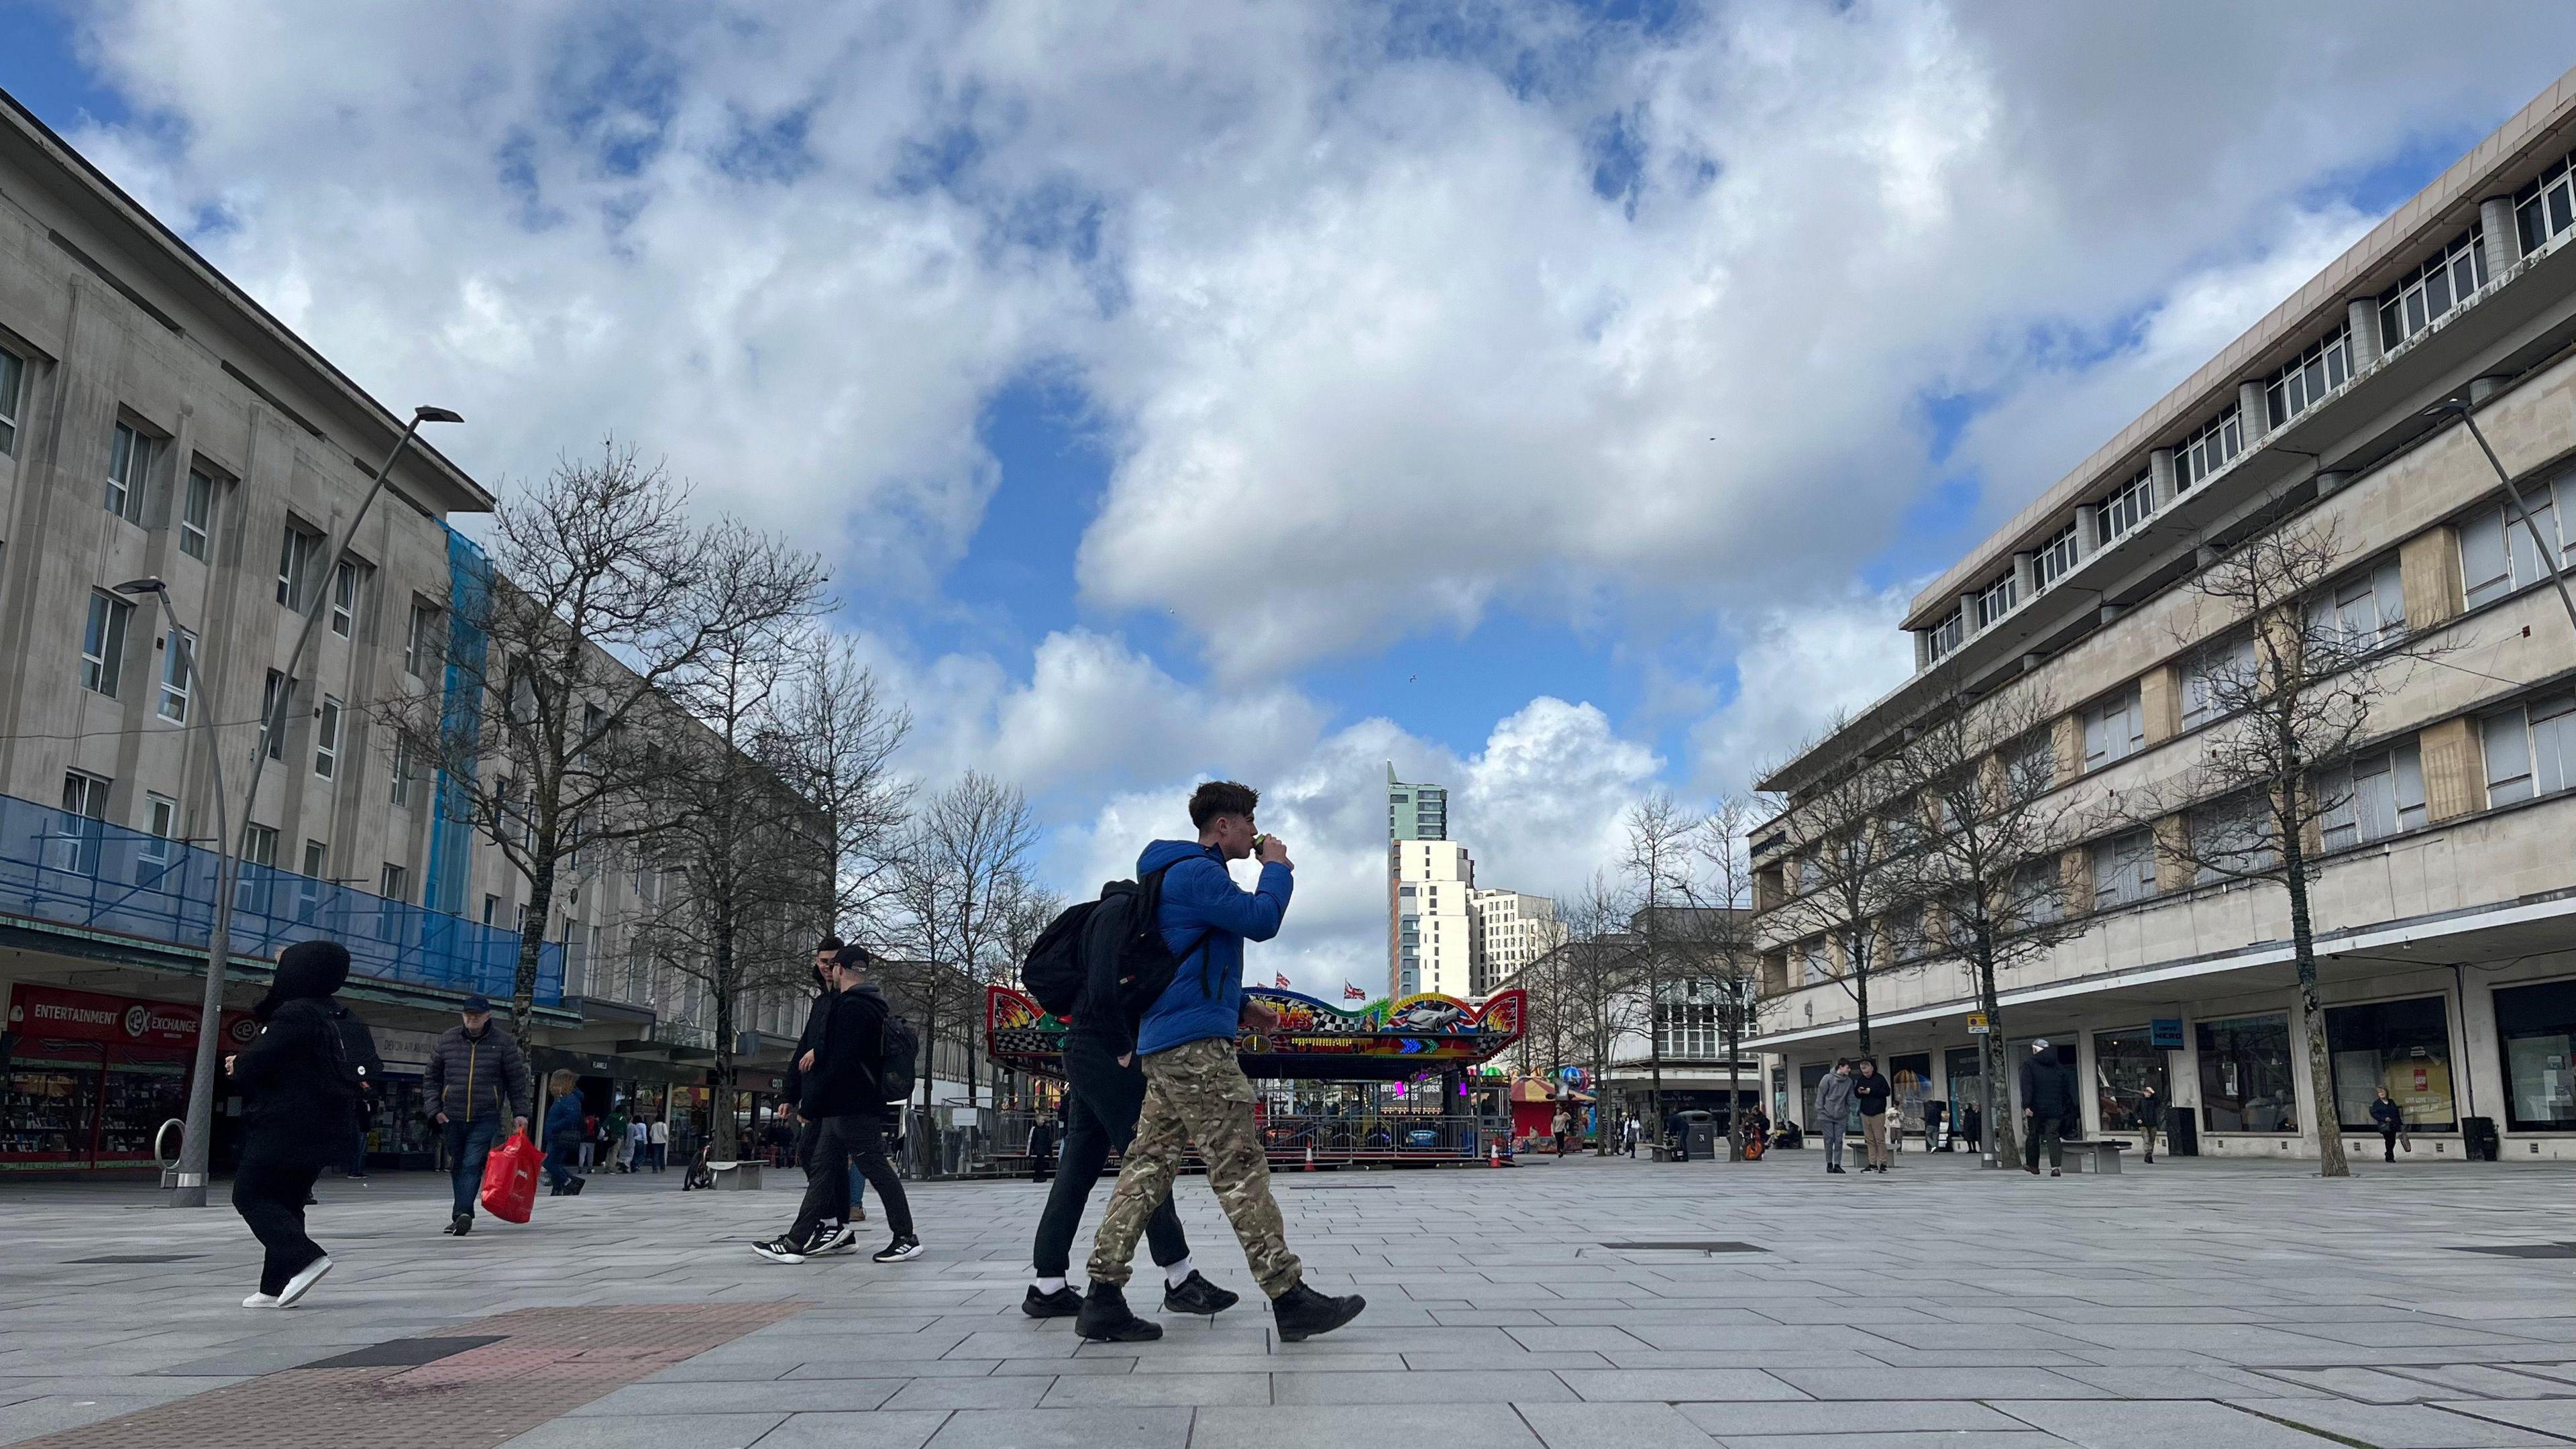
[0,790,561,1005]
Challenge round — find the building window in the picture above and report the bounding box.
[79,590,132,697]
[2496,979,2576,1132]
[157,625,195,722]
[404,599,442,677]
[141,792,178,880]
[2197,1013,2296,1132]
[2311,557,2407,652]
[2316,743,2426,851]
[2033,521,2080,591]
[2190,794,2279,885]
[259,670,290,762]
[2090,828,2155,909]
[2326,996,2455,1132]
[2093,1026,2169,1133]
[239,822,278,867]
[314,695,343,779]
[483,894,501,926]
[2519,150,2576,254]
[105,420,152,521]
[2174,407,2242,492]
[179,468,215,560]
[1975,574,2016,629]
[302,839,329,878]
[1926,610,1966,663]
[330,560,362,637]
[2100,469,2155,544]
[2263,326,2351,429]
[2458,477,2573,609]
[390,734,415,806]
[2180,633,2257,730]
[276,521,324,609]
[2080,684,2144,771]
[0,345,24,455]
[54,770,112,874]
[2380,227,2487,352]
[2482,692,2576,806]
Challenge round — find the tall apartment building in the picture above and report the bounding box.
[1393,839,1476,1000]
[0,90,810,1175]
[1468,889,1561,998]
[1750,67,2576,1162]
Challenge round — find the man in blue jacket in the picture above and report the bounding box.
[1079,782,1366,1344]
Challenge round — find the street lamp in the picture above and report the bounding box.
[152,404,460,1208]
[2423,397,2576,641]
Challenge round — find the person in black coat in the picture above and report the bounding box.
[753,945,915,1263]
[2017,1040,2081,1176]
[225,939,368,1308]
[2370,1087,2405,1162]
[2134,1083,2165,1164]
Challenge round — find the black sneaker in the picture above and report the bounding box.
[1023,1284,1082,1319]
[808,1226,858,1257]
[871,1236,923,1263]
[447,1214,473,1236]
[1163,1271,1240,1317]
[751,1236,809,1265]
[1076,1282,1162,1342]
[1271,1280,1365,1342]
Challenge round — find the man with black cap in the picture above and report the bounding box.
[2018,1038,2080,1177]
[425,992,531,1234]
[224,940,371,1307]
[754,944,918,1264]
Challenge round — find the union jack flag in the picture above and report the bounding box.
[1343,982,1366,1000]
[1275,973,1291,988]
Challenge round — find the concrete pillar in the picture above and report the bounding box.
[2399,525,2464,629]
[2416,716,2486,823]
[2149,447,2178,509]
[2237,380,2267,440]
[2346,297,2383,370]
[1959,592,1982,637]
[2059,846,2094,916]
[2051,714,2084,782]
[2153,816,2194,894]
[2013,551,2039,598]
[2313,470,2352,500]
[1915,631,1933,670]
[2139,664,2180,746]
[2479,195,2521,282]
[2074,504,2101,559]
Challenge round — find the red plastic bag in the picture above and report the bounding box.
[479,1130,542,1224]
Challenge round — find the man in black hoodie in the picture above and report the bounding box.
[754,945,917,1264]
[2019,1040,2080,1177]
[225,940,370,1308]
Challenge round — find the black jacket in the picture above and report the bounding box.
[799,983,890,1119]
[425,1023,532,1122]
[1851,1075,1892,1116]
[2370,1097,2403,1128]
[2018,1055,2080,1118]
[781,989,830,1106]
[231,997,358,1167]
[2132,1091,2165,1129]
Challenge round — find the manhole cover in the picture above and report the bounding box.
[300,1336,506,1370]
[2455,1243,2576,1258]
[70,1253,203,1265]
[1599,1241,1764,1253]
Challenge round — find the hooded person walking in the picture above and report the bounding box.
[225,940,371,1308]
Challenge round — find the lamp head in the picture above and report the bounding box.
[413,405,464,425]
[113,577,169,597]
[2423,398,2471,418]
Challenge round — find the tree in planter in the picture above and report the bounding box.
[1758,718,1912,1059]
[386,443,824,1034]
[1874,684,2088,1170]
[2104,521,2449,1178]
[883,771,1039,1112]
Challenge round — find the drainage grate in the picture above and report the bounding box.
[299,1336,506,1370]
[70,1253,203,1265]
[1599,1241,1764,1253]
[2455,1242,2576,1258]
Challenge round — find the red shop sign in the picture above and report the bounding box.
[5,983,254,1049]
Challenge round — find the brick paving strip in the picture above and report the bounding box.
[9,1302,804,1449]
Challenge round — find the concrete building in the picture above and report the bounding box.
[1386,764,1448,844]
[1469,888,1562,998]
[0,89,811,1175]
[1750,68,2576,1163]
[1392,839,1477,1000]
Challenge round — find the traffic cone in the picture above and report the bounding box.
[1304,1144,1316,1172]
[1488,1142,1501,1169]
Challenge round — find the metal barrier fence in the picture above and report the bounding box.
[875,1106,1513,1179]
[0,789,561,1004]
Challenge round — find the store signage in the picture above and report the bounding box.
[1966,1014,1989,1035]
[6,983,251,1048]
[2151,1018,2185,1049]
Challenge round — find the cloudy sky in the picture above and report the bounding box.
[8,2,2575,994]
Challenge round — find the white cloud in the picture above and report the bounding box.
[1690,592,1921,794]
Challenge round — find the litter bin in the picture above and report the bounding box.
[2165,1112,2199,1157]
[2463,1116,2500,1161]
[1677,1110,1717,1161]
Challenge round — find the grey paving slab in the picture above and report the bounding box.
[1768,1366,2103,1400]
[1986,1400,2330,1448]
[1674,1400,2033,1436]
[2428,1400,2576,1435]
[1189,1403,1546,1448]
[918,1406,1192,1448]
[879,1375,1054,1410]
[566,1379,906,1414]
[1271,1368,1576,1403]
[1035,1372,1269,1406]
[1517,1401,1723,1448]
[739,1411,952,1449]
[499,1411,791,1448]
[1713,1435,2066,1449]
[2233,1399,2569,1447]
[1553,1369,1811,1402]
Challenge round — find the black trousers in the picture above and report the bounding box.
[791,1113,910,1242]
[2381,1122,2401,1160]
[1032,1036,1187,1280]
[232,1156,325,1295]
[2025,1114,2068,1171]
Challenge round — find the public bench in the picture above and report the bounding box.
[2062,1138,2132,1174]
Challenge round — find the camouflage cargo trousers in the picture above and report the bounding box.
[1085,1036,1302,1299]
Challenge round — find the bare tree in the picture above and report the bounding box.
[1759,720,1911,1057]
[994,877,1066,1106]
[385,443,824,1032]
[766,633,915,938]
[885,772,1039,1111]
[1666,800,1766,1159]
[1874,684,2088,1170]
[1555,871,1645,1141]
[2107,521,2447,1177]
[1623,795,1690,1141]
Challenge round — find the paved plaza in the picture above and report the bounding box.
[5,1151,2576,1448]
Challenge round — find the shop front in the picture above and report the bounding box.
[2493,979,2576,1132]
[2,983,256,1175]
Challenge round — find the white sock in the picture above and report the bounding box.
[1165,1258,1195,1289]
[1035,1275,1067,1293]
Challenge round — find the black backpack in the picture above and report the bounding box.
[1019,866,1207,1026]
[323,1004,381,1102]
[878,1013,919,1105]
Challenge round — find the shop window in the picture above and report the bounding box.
[2495,979,2576,1132]
[2196,1014,2297,1132]
[1944,1045,1987,1147]
[2325,996,2455,1132]
[2092,1026,2169,1132]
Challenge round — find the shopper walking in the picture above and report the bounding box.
[2371,1087,2405,1162]
[543,1070,586,1196]
[1815,1061,1855,1175]
[1623,1116,1640,1157]
[425,994,531,1235]
[625,1114,647,1173]
[606,1106,631,1173]
[2135,1083,2163,1164]
[647,1115,669,1171]
[753,945,917,1265]
[1081,781,1365,1344]
[225,940,367,1308]
[1853,1058,1892,1173]
[2019,1040,2079,1177]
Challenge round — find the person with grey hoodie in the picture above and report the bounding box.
[1815,1061,1856,1175]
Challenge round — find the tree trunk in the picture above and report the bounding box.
[1725,1012,1744,1162]
[1850,927,1873,1055]
[1976,941,2017,1168]
[511,852,559,1037]
[712,998,737,1165]
[2283,847,2351,1177]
